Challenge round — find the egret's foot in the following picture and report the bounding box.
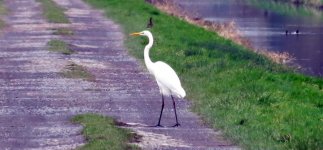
[172,123,181,127]
[153,124,164,127]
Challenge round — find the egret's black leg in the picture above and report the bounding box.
[154,94,164,127]
[171,95,180,127]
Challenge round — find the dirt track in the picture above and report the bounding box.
[0,0,239,149]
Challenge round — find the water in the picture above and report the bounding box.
[174,0,323,77]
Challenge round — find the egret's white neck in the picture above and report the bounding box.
[144,33,154,69]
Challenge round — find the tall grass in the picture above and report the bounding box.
[84,0,323,149]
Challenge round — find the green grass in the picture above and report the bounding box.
[72,114,140,150]
[61,63,95,81]
[83,0,323,149]
[47,39,75,55]
[52,28,74,35]
[37,0,69,23]
[0,0,7,29]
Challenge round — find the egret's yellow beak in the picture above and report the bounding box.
[130,32,141,36]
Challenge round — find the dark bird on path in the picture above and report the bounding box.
[147,17,154,28]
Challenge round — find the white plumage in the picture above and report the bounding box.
[151,61,186,98]
[130,30,185,127]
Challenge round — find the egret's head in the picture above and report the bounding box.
[130,30,152,37]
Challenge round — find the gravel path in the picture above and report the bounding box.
[0,0,239,149]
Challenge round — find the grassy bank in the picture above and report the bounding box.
[72,114,140,149]
[84,0,323,149]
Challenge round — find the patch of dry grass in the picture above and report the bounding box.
[52,28,73,35]
[47,39,75,55]
[257,50,294,64]
[61,62,95,81]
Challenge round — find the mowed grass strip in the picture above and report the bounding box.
[83,0,323,149]
[47,39,75,55]
[72,114,140,150]
[37,0,69,23]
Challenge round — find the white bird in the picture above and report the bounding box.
[130,30,186,127]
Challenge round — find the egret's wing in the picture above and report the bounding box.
[152,61,185,97]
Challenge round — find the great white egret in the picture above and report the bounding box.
[130,30,186,127]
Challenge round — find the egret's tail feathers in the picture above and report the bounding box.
[177,87,186,98]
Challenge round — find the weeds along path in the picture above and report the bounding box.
[0,0,238,149]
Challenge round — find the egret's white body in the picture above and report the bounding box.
[150,61,186,98]
[143,31,185,98]
[131,30,185,127]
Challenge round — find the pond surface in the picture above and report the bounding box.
[174,0,323,77]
